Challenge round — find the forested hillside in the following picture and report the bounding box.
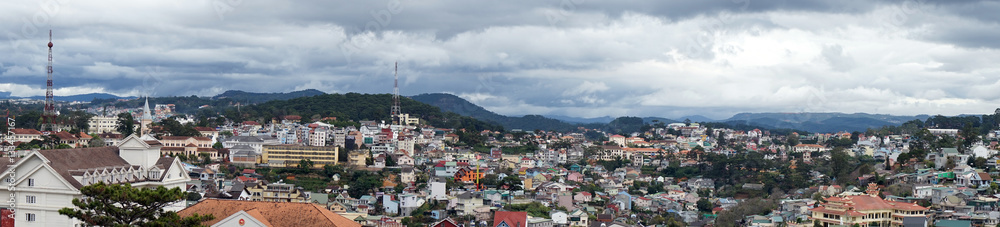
[228,93,502,132]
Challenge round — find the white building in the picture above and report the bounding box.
[87,115,119,133]
[222,136,279,155]
[309,128,329,147]
[0,134,190,226]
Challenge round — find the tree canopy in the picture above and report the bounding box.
[116,112,136,136]
[58,182,213,227]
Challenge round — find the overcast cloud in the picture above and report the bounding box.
[2,0,999,119]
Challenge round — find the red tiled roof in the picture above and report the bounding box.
[493,211,527,227]
[98,133,124,139]
[194,127,217,132]
[979,172,993,181]
[815,195,928,213]
[179,199,360,227]
[161,136,212,141]
[9,128,42,135]
[54,131,77,140]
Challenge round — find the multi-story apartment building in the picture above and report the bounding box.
[223,135,279,155]
[262,145,339,168]
[309,128,329,147]
[87,115,118,133]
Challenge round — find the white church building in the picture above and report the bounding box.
[0,134,190,226]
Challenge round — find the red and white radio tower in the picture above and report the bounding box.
[42,30,56,131]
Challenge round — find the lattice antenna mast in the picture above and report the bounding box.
[42,30,55,131]
[391,62,400,125]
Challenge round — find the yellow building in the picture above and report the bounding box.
[246,181,309,203]
[348,151,368,167]
[809,183,928,226]
[262,145,339,168]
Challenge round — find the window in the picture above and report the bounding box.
[28,178,34,187]
[26,213,35,222]
[26,195,35,204]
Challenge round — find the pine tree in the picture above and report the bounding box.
[58,182,213,226]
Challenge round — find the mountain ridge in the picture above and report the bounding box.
[411,92,933,133]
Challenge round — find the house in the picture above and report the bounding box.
[245,181,309,203]
[569,209,589,227]
[550,210,569,226]
[475,206,492,222]
[348,151,368,167]
[574,192,592,203]
[194,127,219,138]
[382,195,399,215]
[0,134,190,226]
[159,136,215,157]
[526,217,553,227]
[398,194,423,216]
[609,135,626,146]
[686,178,715,191]
[52,131,89,147]
[178,199,360,227]
[97,132,125,147]
[397,155,415,166]
[444,134,459,143]
[8,128,43,143]
[431,218,460,227]
[494,211,528,227]
[793,144,829,153]
[957,171,992,187]
[455,167,487,183]
[456,192,482,216]
[567,172,584,182]
[633,197,652,210]
[400,167,416,185]
[809,184,928,226]
[229,145,259,167]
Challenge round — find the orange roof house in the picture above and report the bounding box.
[809,183,927,226]
[179,199,361,227]
[455,167,486,183]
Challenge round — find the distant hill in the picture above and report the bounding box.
[545,115,616,124]
[678,115,716,123]
[87,89,327,114]
[410,93,577,131]
[722,112,928,133]
[212,89,325,104]
[239,93,502,132]
[643,117,679,125]
[17,93,137,102]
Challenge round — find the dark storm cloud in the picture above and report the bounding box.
[0,0,998,119]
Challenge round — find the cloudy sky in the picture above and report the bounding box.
[2,0,999,119]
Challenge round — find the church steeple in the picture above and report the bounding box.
[142,96,152,121]
[140,96,153,135]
